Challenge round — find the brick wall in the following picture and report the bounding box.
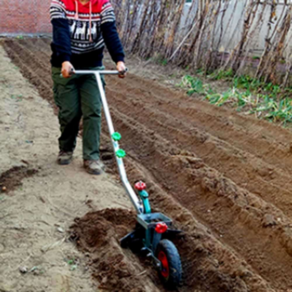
[0,0,52,34]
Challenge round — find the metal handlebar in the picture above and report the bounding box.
[73,70,123,75]
[60,69,127,78]
[70,69,143,214]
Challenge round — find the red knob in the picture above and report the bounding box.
[155,223,168,234]
[134,181,146,191]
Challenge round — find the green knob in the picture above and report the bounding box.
[112,132,122,141]
[116,149,126,158]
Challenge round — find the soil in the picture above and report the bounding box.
[0,166,38,194]
[3,38,292,291]
[0,43,133,292]
[70,208,152,292]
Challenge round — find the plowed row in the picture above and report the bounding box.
[3,38,292,291]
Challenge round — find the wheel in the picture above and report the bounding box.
[156,239,182,288]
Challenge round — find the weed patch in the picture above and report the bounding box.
[180,71,292,126]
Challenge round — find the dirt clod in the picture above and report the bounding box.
[71,208,154,292]
[262,214,277,227]
[0,166,38,194]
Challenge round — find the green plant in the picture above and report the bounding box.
[209,69,234,80]
[196,68,204,75]
[180,72,292,126]
[11,94,23,101]
[155,55,168,66]
[206,89,234,107]
[66,258,79,271]
[255,97,292,124]
[180,75,204,95]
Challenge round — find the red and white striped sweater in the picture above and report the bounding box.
[50,0,124,68]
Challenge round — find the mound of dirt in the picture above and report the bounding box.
[70,206,257,292]
[0,165,38,194]
[70,208,154,292]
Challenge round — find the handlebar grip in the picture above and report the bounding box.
[119,68,128,75]
[60,67,75,78]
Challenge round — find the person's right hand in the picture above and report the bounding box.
[61,61,74,78]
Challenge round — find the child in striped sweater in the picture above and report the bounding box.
[50,0,126,175]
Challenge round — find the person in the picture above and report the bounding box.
[50,0,126,175]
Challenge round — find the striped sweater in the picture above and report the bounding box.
[50,0,125,68]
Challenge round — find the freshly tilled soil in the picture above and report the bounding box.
[3,38,292,291]
[70,208,153,292]
[0,165,38,194]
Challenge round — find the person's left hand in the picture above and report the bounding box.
[117,61,127,78]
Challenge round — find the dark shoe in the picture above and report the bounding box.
[84,160,105,175]
[57,151,73,165]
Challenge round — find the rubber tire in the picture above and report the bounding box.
[156,239,182,288]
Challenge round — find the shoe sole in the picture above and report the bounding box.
[57,158,72,165]
[84,167,104,175]
[86,170,104,175]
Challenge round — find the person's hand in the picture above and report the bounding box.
[117,61,127,78]
[61,61,74,78]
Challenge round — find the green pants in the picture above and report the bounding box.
[51,66,105,161]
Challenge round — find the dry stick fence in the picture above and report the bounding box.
[112,0,292,87]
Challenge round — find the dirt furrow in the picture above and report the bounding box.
[17,38,52,61]
[123,155,274,292]
[109,106,292,290]
[109,75,292,174]
[5,40,51,75]
[3,38,292,291]
[97,134,273,291]
[107,86,292,218]
[2,40,56,111]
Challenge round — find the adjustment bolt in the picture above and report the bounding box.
[155,222,168,234]
[116,149,126,158]
[134,181,147,191]
[112,132,121,141]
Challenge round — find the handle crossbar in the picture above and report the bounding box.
[74,70,121,75]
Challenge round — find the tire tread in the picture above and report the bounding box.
[156,239,182,288]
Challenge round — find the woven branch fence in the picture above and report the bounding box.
[112,0,292,86]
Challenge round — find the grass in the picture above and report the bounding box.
[66,257,78,271]
[152,54,168,66]
[10,94,23,101]
[179,70,292,126]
